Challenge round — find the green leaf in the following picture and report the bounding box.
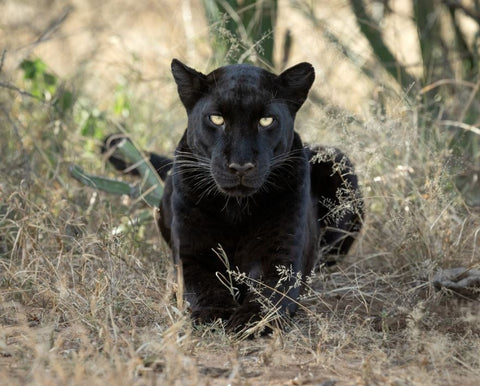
[43,72,57,86]
[55,90,74,114]
[69,165,133,196]
[20,60,37,79]
[80,115,97,137]
[20,59,46,79]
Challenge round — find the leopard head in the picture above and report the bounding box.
[171,59,315,197]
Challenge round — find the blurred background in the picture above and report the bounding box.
[1,0,479,179]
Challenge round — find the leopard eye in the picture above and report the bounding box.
[259,117,274,128]
[209,114,225,127]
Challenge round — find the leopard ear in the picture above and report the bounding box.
[278,62,315,113]
[171,59,208,112]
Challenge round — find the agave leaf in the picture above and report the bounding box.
[112,137,164,202]
[70,137,164,208]
[69,164,134,196]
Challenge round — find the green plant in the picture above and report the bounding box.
[202,0,287,67]
[20,58,73,117]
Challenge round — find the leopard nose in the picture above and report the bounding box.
[228,162,255,176]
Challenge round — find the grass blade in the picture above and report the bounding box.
[349,0,416,90]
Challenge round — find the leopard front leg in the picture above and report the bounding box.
[180,254,239,323]
[226,279,301,334]
[226,216,315,333]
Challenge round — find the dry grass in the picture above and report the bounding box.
[1,0,480,384]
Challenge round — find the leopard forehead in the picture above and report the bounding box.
[209,64,271,84]
[208,64,277,105]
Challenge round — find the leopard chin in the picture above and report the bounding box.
[218,184,259,197]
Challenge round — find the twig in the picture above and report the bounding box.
[459,78,480,123]
[0,49,6,74]
[444,0,480,25]
[32,6,73,46]
[438,120,480,136]
[19,6,73,58]
[0,106,31,183]
[0,81,41,100]
[419,78,477,95]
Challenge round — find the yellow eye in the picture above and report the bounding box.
[209,114,225,126]
[259,117,274,128]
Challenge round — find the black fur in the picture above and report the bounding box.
[105,60,363,332]
[102,134,172,180]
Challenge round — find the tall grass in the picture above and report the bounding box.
[1,0,480,384]
[348,0,480,205]
[202,0,279,66]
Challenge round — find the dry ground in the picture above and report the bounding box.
[1,0,480,384]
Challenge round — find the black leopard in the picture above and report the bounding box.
[105,59,363,332]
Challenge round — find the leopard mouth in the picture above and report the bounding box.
[212,170,265,197]
[219,184,259,197]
